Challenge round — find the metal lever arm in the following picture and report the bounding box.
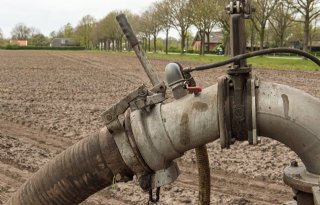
[116,14,160,86]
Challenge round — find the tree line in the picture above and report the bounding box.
[1,0,319,54]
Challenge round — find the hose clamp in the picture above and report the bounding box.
[101,83,167,175]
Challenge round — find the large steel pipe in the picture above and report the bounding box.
[131,82,320,175]
[130,85,220,171]
[7,81,320,204]
[6,128,133,205]
[256,82,320,174]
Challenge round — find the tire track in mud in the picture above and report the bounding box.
[0,120,72,152]
[0,119,292,204]
[0,119,130,205]
[1,51,315,204]
[48,52,145,85]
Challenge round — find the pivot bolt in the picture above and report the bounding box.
[290,160,298,167]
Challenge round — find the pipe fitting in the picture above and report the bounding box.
[130,85,219,171]
[165,63,188,99]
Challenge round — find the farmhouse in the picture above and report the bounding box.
[50,38,80,47]
[192,31,223,51]
[10,40,28,46]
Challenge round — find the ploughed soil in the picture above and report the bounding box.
[0,50,319,205]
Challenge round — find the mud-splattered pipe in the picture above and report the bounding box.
[6,129,133,205]
[7,81,320,204]
[130,82,320,174]
[117,13,212,205]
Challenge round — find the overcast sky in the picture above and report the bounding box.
[0,0,158,38]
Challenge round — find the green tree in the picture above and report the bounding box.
[287,0,320,52]
[287,21,304,44]
[252,0,280,50]
[63,23,74,38]
[0,28,3,40]
[75,15,96,48]
[29,33,50,46]
[269,0,295,47]
[190,0,218,55]
[216,0,231,55]
[154,1,172,54]
[95,11,124,51]
[0,28,5,46]
[149,4,163,53]
[139,11,152,52]
[166,0,193,54]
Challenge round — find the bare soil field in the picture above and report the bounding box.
[0,50,319,204]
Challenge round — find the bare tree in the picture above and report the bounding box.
[167,0,192,54]
[155,0,172,54]
[309,17,320,50]
[269,0,296,47]
[0,28,3,40]
[190,0,218,55]
[252,0,279,50]
[144,4,163,53]
[287,0,320,52]
[216,0,231,55]
[75,15,96,48]
[139,11,152,52]
[11,23,31,40]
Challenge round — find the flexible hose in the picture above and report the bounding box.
[183,48,320,73]
[195,145,211,205]
[6,128,133,205]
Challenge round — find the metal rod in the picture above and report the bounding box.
[116,14,160,86]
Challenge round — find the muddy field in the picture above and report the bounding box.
[0,50,319,205]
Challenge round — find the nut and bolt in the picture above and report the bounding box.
[290,160,298,167]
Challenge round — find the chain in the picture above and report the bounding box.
[148,187,160,204]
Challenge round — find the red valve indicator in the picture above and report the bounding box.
[186,85,203,93]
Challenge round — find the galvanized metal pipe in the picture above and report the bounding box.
[8,81,320,204]
[256,82,320,174]
[130,82,320,175]
[130,85,219,171]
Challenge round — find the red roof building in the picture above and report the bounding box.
[192,31,223,51]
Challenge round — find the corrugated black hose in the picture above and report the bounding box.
[6,128,133,205]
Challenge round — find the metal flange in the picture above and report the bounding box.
[284,164,320,194]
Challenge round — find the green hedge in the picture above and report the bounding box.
[0,45,85,50]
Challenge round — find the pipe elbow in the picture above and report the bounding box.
[256,81,320,174]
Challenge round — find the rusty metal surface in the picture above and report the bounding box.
[284,165,319,193]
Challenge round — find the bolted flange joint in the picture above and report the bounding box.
[284,164,320,205]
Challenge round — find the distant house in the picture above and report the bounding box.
[50,38,80,47]
[192,31,223,51]
[10,40,28,46]
[287,40,320,52]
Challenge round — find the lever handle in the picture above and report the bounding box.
[116,14,139,47]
